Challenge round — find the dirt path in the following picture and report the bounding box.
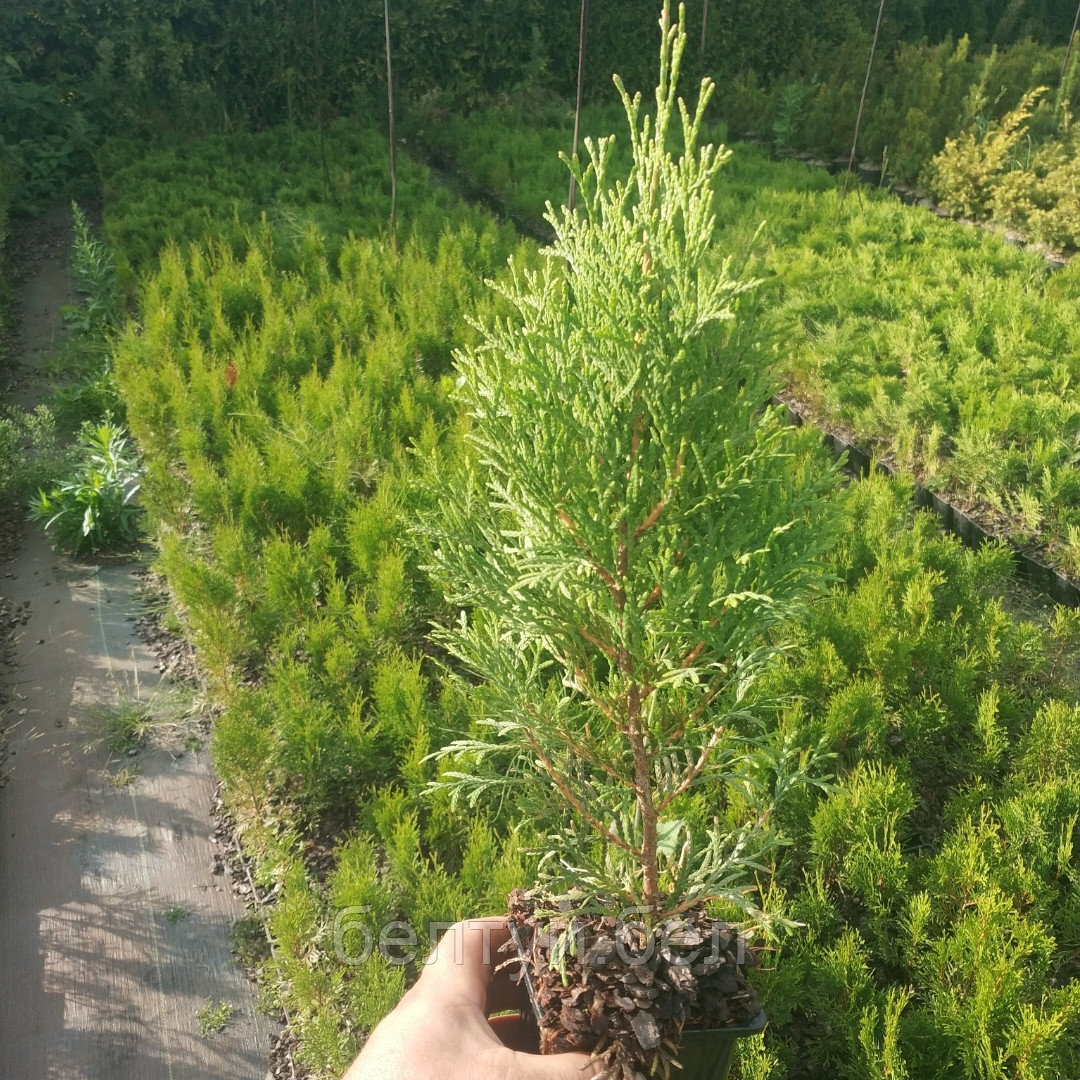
[0,207,274,1079]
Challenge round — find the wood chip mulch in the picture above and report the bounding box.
[507,889,760,1080]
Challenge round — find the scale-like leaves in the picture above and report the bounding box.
[418,3,842,920]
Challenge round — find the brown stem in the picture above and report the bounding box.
[627,682,660,915]
[558,509,625,608]
[633,452,682,539]
[667,673,726,744]
[550,726,624,784]
[634,495,668,539]
[679,640,707,669]
[580,624,617,659]
[523,729,636,856]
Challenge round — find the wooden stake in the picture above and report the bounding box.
[568,0,589,211]
[384,0,397,243]
[312,0,340,210]
[839,0,887,213]
[1060,2,1080,100]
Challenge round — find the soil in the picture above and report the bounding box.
[0,205,276,1079]
[507,890,760,1080]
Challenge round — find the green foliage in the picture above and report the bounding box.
[63,202,120,334]
[103,126,536,1069]
[747,476,1080,1080]
[927,86,1080,250]
[434,100,1080,575]
[420,6,842,922]
[0,403,68,506]
[30,421,142,555]
[772,80,817,158]
[0,55,95,212]
[98,698,153,755]
[86,29,1080,1077]
[194,998,232,1037]
[96,121,507,283]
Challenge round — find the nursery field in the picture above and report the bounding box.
[6,4,1080,1078]
[425,100,1080,578]
[60,102,1080,1080]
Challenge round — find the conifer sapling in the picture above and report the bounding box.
[419,4,841,1075]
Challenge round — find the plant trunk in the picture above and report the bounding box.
[627,682,660,916]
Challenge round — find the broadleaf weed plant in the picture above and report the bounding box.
[0,403,69,506]
[419,2,843,927]
[31,420,143,556]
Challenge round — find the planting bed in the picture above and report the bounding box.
[426,100,1080,582]
[77,113,1080,1080]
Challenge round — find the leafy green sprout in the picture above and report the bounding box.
[195,998,232,1037]
[108,765,139,788]
[30,420,143,556]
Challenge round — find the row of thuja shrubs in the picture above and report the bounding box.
[750,476,1080,1079]
[726,30,1080,250]
[107,140,537,1073]
[99,120,1080,1077]
[420,28,1080,253]
[427,104,1080,578]
[925,77,1080,250]
[95,121,493,295]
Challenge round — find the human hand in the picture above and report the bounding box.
[343,916,595,1080]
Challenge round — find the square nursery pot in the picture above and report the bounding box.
[507,916,767,1080]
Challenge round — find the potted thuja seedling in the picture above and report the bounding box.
[418,5,841,1078]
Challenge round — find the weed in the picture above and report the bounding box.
[163,906,190,924]
[30,420,143,555]
[195,998,232,1037]
[63,203,120,334]
[98,699,152,755]
[109,765,139,788]
[0,404,70,506]
[230,914,271,970]
[772,79,816,156]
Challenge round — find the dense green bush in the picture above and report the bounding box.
[4,0,1077,212]
[0,57,95,213]
[927,84,1080,250]
[95,120,516,299]
[0,405,69,508]
[749,476,1080,1080]
[99,78,1080,1080]
[106,147,531,1068]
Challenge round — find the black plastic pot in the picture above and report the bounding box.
[509,921,767,1080]
[676,1010,768,1080]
